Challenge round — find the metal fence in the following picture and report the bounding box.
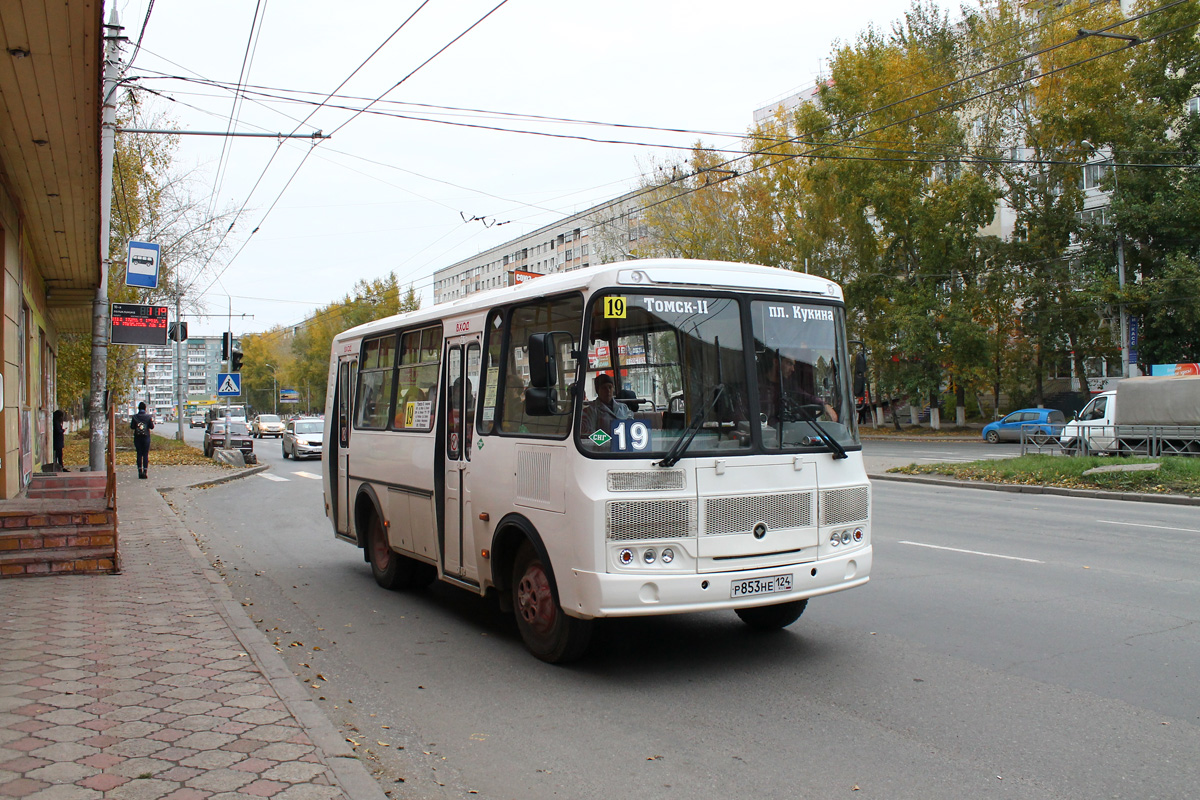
[1021,424,1200,457]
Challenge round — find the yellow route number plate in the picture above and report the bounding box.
[603,296,627,319]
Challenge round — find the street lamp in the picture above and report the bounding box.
[264,363,278,415]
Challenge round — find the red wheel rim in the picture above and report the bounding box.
[516,561,556,635]
[372,523,390,569]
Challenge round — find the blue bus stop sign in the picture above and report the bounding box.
[126,241,161,289]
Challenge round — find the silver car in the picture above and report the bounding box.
[251,413,285,438]
[282,418,324,460]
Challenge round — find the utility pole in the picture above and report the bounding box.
[175,273,185,440]
[89,7,121,469]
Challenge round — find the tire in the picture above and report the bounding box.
[735,598,809,631]
[1062,439,1078,456]
[985,430,1000,443]
[282,443,290,459]
[366,514,435,590]
[512,541,592,663]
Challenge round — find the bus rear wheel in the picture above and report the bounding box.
[735,598,808,631]
[367,514,435,591]
[512,541,592,663]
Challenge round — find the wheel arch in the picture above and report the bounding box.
[490,513,553,613]
[354,483,385,562]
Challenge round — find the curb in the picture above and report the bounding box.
[182,462,271,489]
[869,471,1200,506]
[155,486,388,800]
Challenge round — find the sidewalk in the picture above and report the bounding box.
[0,466,386,800]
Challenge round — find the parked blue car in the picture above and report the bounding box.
[982,408,1066,443]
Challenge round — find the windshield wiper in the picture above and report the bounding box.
[799,413,848,460]
[657,384,725,468]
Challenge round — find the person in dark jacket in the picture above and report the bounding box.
[53,410,68,472]
[130,402,155,479]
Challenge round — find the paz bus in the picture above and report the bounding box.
[322,259,871,662]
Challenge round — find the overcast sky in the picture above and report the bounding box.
[111,0,923,337]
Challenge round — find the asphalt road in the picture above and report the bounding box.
[168,440,1200,800]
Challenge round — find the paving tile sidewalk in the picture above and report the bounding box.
[0,467,386,800]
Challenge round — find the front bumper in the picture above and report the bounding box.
[292,440,322,458]
[568,545,871,618]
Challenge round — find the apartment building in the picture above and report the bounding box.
[432,190,649,304]
[127,335,236,416]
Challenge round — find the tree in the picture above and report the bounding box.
[272,274,420,414]
[61,91,238,417]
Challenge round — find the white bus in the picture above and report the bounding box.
[323,259,871,662]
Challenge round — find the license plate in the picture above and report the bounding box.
[730,573,793,598]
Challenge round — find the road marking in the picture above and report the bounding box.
[1097,519,1200,534]
[257,473,289,482]
[899,540,1044,563]
[294,471,322,480]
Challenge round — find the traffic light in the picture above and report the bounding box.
[222,331,232,361]
[230,349,244,372]
[168,321,188,341]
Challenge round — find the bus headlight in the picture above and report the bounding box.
[619,548,634,566]
[830,531,840,546]
[853,528,864,543]
[661,548,674,564]
[840,530,852,545]
[643,548,657,564]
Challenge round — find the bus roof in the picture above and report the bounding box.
[334,258,844,344]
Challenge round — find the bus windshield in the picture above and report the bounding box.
[578,292,857,456]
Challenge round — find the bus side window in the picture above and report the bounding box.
[497,294,582,437]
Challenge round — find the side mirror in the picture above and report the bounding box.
[524,386,558,416]
[853,351,868,398]
[525,331,575,416]
[528,331,573,389]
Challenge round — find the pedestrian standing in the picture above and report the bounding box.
[130,401,154,479]
[53,409,68,472]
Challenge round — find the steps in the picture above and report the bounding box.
[0,473,118,578]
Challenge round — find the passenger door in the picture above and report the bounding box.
[441,336,481,582]
[333,357,356,536]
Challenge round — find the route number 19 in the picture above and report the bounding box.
[612,420,649,451]
[604,296,627,319]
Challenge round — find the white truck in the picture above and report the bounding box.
[1059,376,1200,456]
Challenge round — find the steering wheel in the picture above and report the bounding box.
[793,402,825,420]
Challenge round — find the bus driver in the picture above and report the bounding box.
[581,372,632,436]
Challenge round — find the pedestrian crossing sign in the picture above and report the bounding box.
[217,372,242,396]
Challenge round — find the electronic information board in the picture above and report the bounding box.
[111,303,169,346]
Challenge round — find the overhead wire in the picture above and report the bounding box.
[206,0,268,224]
[135,1,1195,335]
[327,0,511,138]
[180,0,438,299]
[584,1,1200,231]
[187,0,518,306]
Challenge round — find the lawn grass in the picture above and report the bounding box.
[62,427,217,468]
[891,454,1200,495]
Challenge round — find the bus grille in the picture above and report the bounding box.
[704,492,814,535]
[607,499,696,541]
[607,470,686,492]
[820,485,869,525]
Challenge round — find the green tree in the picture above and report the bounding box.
[282,274,420,414]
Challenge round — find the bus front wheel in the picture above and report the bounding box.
[735,598,808,631]
[512,541,592,663]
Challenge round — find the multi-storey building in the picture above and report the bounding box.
[126,335,236,417]
[433,190,649,304]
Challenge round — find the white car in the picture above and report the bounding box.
[282,418,324,460]
[251,414,285,438]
